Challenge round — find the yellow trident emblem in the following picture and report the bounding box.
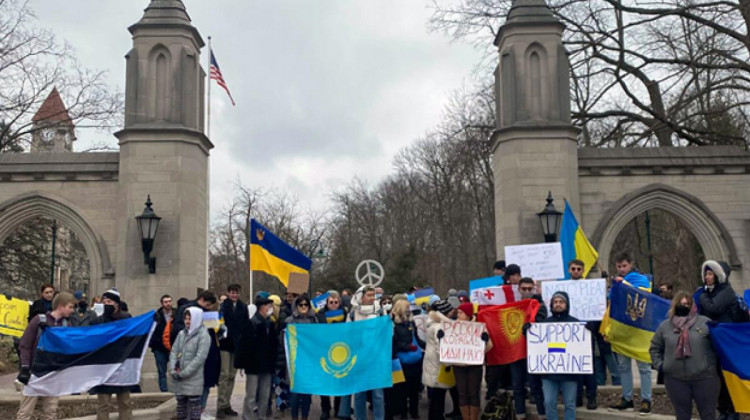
[256,228,265,241]
[626,293,647,321]
[321,342,357,378]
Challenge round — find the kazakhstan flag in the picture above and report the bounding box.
[250,219,312,287]
[285,316,392,396]
[708,322,750,413]
[560,200,598,278]
[601,282,670,363]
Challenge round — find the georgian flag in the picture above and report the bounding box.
[24,311,155,397]
[472,285,521,306]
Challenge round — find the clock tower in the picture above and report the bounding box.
[30,87,76,152]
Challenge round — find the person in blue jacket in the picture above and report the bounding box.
[608,253,652,416]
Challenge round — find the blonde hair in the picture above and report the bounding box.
[668,290,694,318]
[391,299,413,324]
[52,292,76,309]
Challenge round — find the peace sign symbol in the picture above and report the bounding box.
[355,259,385,287]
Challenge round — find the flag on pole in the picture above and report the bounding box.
[209,49,235,106]
[249,219,312,287]
[24,311,155,397]
[560,200,599,278]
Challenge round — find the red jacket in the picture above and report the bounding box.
[19,311,68,367]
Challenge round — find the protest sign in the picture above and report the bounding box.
[414,314,428,343]
[439,320,486,365]
[0,295,29,338]
[287,272,309,295]
[541,279,607,321]
[505,242,564,280]
[527,322,592,374]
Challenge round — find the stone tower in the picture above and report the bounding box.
[492,0,580,255]
[30,87,76,152]
[114,0,212,314]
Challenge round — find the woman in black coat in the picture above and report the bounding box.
[389,299,425,420]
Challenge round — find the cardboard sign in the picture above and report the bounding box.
[414,314,428,343]
[439,320,486,365]
[541,279,607,321]
[287,272,310,295]
[527,322,593,374]
[505,242,564,280]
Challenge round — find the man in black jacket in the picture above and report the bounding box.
[171,291,217,343]
[149,294,173,392]
[216,283,248,418]
[236,297,277,420]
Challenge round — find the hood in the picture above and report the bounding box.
[428,309,452,326]
[702,260,729,284]
[186,307,203,336]
[549,290,570,317]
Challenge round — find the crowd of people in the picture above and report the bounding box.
[13,253,748,420]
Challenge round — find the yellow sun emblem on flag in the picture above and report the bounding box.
[320,342,357,378]
[499,307,525,344]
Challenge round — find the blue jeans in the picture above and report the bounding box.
[201,385,210,409]
[542,378,577,420]
[595,339,621,386]
[338,395,352,418]
[289,393,311,419]
[616,353,652,401]
[153,350,169,392]
[355,389,384,420]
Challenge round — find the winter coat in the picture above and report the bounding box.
[530,294,548,322]
[422,310,452,389]
[204,327,222,388]
[172,300,201,343]
[149,307,172,353]
[169,308,211,396]
[28,298,52,321]
[316,305,349,324]
[90,308,138,394]
[19,312,68,367]
[69,307,98,327]
[219,298,248,353]
[649,315,717,382]
[538,291,584,382]
[393,320,424,378]
[235,311,278,374]
[699,282,741,323]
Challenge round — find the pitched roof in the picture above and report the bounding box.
[32,87,73,125]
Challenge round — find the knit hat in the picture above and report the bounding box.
[74,290,85,300]
[255,296,273,307]
[447,288,458,297]
[494,260,506,271]
[551,291,569,306]
[504,264,521,280]
[458,302,474,318]
[702,260,729,284]
[457,290,469,298]
[102,288,121,304]
[256,291,270,300]
[428,295,440,306]
[447,296,460,309]
[431,299,453,316]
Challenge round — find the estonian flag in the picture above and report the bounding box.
[24,311,155,397]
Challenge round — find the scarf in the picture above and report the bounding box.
[671,304,698,359]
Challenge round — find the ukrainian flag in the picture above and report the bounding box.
[560,200,598,279]
[601,282,670,363]
[392,359,406,384]
[250,219,312,287]
[548,343,566,353]
[708,322,750,413]
[324,309,345,323]
[286,316,392,396]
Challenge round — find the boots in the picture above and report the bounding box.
[459,406,471,420]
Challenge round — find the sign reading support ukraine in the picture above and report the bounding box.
[286,316,392,396]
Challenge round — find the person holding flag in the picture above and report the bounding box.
[511,278,547,420]
[315,291,347,419]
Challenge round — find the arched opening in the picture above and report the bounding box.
[0,216,91,300]
[608,208,705,292]
[592,184,738,288]
[0,192,112,299]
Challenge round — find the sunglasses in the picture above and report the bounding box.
[298,303,310,307]
[328,301,340,304]
[570,267,583,271]
[520,287,535,292]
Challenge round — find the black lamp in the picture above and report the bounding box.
[135,195,161,274]
[537,191,562,243]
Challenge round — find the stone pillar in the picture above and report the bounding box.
[492,0,580,257]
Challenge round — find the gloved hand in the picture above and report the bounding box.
[481,332,489,342]
[522,322,531,335]
[17,366,31,385]
[171,373,181,381]
[437,329,444,340]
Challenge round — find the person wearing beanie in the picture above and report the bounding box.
[70,290,97,327]
[91,288,135,420]
[447,296,461,310]
[447,288,458,298]
[422,300,454,420]
[698,260,745,420]
[457,290,470,304]
[451,302,491,420]
[493,260,506,277]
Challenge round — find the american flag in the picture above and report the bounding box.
[209,49,236,106]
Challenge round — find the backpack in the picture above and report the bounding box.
[162,318,173,351]
[481,390,516,420]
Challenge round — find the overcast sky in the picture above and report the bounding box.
[32,0,484,221]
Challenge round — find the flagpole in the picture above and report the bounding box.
[207,36,212,139]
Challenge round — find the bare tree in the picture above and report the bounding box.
[0,0,122,152]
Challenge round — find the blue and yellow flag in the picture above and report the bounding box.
[708,322,750,413]
[560,200,598,278]
[601,282,669,363]
[285,316,392,396]
[250,219,312,287]
[392,359,406,384]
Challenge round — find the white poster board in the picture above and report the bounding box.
[541,279,607,321]
[527,322,593,374]
[414,314,428,343]
[505,242,564,280]
[439,320,486,365]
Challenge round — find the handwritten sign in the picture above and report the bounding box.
[541,279,607,321]
[414,314,428,343]
[505,242,564,280]
[0,295,29,338]
[439,320,486,365]
[527,322,592,374]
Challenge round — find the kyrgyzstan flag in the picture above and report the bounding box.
[477,299,540,365]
